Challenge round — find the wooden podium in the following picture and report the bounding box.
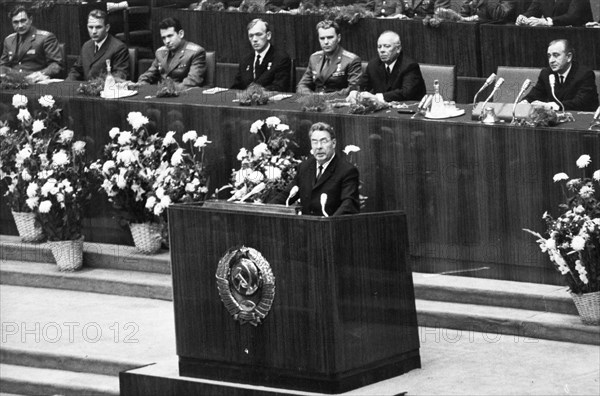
[123,203,421,394]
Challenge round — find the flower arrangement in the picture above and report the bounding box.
[348,94,390,115]
[237,83,270,106]
[27,128,92,241]
[298,94,331,112]
[524,155,600,294]
[222,117,302,203]
[1,94,63,213]
[92,112,211,227]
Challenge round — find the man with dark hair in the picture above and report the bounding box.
[271,122,360,216]
[296,20,362,96]
[231,18,291,92]
[0,5,63,82]
[136,17,206,89]
[349,30,425,104]
[516,0,593,26]
[523,39,598,111]
[67,9,130,81]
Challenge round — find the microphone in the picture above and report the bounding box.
[473,73,497,110]
[286,186,299,207]
[511,78,532,124]
[320,193,329,217]
[239,182,265,202]
[412,94,431,118]
[594,106,600,120]
[548,74,564,113]
[479,77,505,120]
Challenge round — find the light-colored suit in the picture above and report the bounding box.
[0,27,63,77]
[296,45,362,96]
[137,40,206,88]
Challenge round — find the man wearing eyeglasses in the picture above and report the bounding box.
[271,122,360,216]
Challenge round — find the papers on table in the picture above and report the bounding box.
[203,87,229,94]
[269,93,293,101]
[37,79,64,85]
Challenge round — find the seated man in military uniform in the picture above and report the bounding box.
[0,5,63,82]
[136,17,206,89]
[296,20,362,96]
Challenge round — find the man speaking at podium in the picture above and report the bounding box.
[271,122,360,216]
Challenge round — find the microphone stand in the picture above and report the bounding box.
[511,79,531,125]
[472,73,496,111]
[479,78,504,121]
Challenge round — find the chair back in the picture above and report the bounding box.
[420,63,456,101]
[295,66,307,92]
[594,70,600,106]
[58,42,67,78]
[494,66,540,103]
[204,51,216,87]
[289,58,297,92]
[128,47,138,81]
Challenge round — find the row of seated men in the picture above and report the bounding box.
[190,0,598,26]
[1,5,598,113]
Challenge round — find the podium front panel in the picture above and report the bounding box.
[168,205,420,393]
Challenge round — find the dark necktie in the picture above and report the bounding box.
[316,165,324,182]
[559,75,564,85]
[253,54,260,79]
[320,57,329,72]
[386,65,391,82]
[95,44,100,54]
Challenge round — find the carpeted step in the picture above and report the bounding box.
[0,235,171,274]
[0,347,142,377]
[413,272,578,315]
[0,363,119,396]
[0,260,172,300]
[416,299,600,345]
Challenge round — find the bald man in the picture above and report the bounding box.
[349,31,425,104]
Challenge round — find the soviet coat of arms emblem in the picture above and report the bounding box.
[215,246,275,326]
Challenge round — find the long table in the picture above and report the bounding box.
[1,82,598,286]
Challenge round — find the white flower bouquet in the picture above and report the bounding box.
[222,117,302,203]
[524,155,600,294]
[92,112,211,225]
[0,94,64,213]
[27,129,92,241]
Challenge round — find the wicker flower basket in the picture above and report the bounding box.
[49,237,84,272]
[571,291,600,325]
[129,222,162,254]
[11,210,44,242]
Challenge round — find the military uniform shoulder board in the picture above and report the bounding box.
[37,30,51,36]
[341,50,358,60]
[7,32,17,38]
[185,42,201,52]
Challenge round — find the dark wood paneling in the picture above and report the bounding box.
[1,83,598,285]
[168,206,419,393]
[0,2,105,56]
[151,9,481,77]
[480,25,600,76]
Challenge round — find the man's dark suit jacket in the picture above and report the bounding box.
[67,35,130,81]
[524,62,599,111]
[272,155,360,216]
[231,45,291,92]
[361,53,426,102]
[523,0,593,26]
